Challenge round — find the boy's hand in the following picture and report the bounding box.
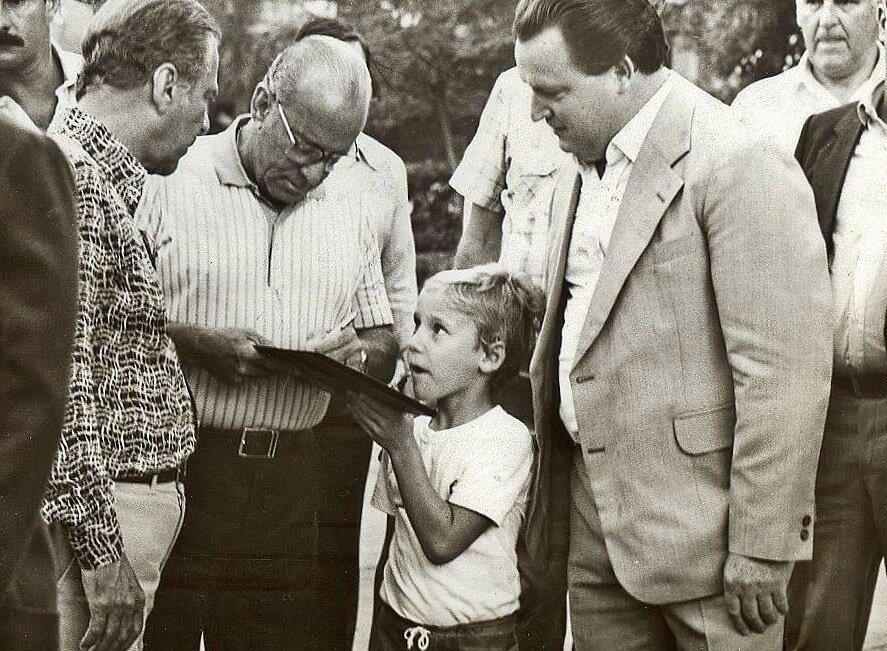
[346,392,414,454]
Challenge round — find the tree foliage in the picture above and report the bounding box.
[664,0,801,101]
[338,0,516,168]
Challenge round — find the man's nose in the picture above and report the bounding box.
[818,1,840,27]
[530,95,551,123]
[199,111,210,136]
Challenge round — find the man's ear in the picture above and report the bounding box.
[251,85,274,123]
[614,55,636,94]
[151,63,180,115]
[478,338,506,376]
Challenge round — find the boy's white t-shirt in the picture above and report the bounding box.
[371,405,533,627]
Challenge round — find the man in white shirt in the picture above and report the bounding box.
[733,0,883,152]
[790,3,887,646]
[0,0,83,131]
[518,0,832,647]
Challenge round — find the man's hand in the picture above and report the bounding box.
[167,323,289,384]
[79,554,145,651]
[305,324,366,370]
[723,552,794,636]
[346,391,414,455]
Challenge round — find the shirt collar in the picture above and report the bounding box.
[607,70,675,166]
[212,113,328,202]
[799,44,886,105]
[53,42,82,100]
[857,80,887,130]
[352,132,380,171]
[212,114,255,188]
[59,106,147,214]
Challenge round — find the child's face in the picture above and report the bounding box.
[407,286,488,405]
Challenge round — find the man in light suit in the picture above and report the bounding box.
[0,117,78,651]
[515,0,834,647]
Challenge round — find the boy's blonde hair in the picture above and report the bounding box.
[424,264,546,393]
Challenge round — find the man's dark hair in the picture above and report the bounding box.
[513,0,668,75]
[77,0,221,97]
[295,17,378,98]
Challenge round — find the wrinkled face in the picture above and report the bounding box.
[407,286,486,407]
[149,36,219,175]
[0,0,55,71]
[796,0,879,82]
[515,25,620,164]
[248,85,360,205]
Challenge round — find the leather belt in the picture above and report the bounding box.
[199,426,311,460]
[832,373,887,399]
[114,465,184,485]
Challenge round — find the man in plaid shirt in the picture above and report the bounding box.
[450,67,566,291]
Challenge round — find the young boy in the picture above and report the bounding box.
[349,264,545,651]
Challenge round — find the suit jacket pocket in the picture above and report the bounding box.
[673,404,735,455]
[650,233,701,266]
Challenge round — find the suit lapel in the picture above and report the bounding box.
[812,109,864,246]
[534,158,581,367]
[570,81,691,369]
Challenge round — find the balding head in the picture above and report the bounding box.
[266,36,371,143]
[241,35,372,205]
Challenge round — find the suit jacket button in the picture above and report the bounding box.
[800,529,810,541]
[802,515,811,527]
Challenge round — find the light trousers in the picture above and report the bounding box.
[53,479,185,651]
[568,449,783,650]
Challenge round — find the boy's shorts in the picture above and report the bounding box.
[369,600,518,651]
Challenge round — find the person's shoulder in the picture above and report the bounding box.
[151,131,221,193]
[804,101,859,134]
[0,119,51,161]
[732,67,799,109]
[472,407,532,450]
[355,132,407,179]
[493,67,526,95]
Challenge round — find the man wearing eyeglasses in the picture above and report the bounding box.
[134,36,398,650]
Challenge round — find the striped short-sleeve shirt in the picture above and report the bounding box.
[136,116,393,432]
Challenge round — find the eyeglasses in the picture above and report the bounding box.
[275,98,351,172]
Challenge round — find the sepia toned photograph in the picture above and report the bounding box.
[2,0,887,649]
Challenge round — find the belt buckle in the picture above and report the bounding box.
[238,428,279,459]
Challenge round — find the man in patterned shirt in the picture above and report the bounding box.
[41,1,220,650]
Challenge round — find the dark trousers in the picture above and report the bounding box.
[370,601,517,651]
[313,400,374,649]
[0,520,58,651]
[143,426,321,651]
[786,393,887,651]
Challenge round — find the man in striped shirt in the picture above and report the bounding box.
[137,37,398,650]
[41,1,220,650]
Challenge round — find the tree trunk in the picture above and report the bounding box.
[430,82,458,170]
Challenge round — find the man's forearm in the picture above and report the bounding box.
[453,201,504,269]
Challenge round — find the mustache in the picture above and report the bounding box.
[0,32,25,47]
